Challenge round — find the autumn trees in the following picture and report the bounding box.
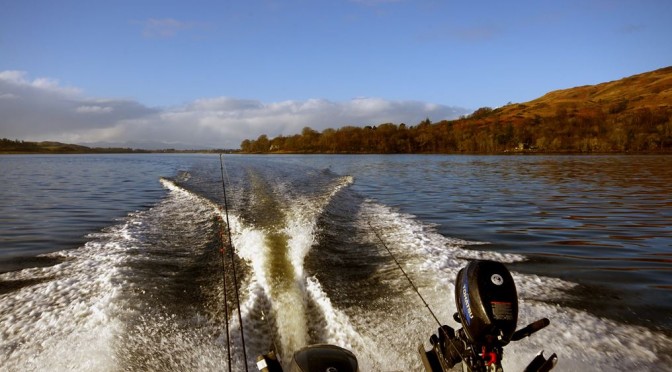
[240,105,672,154]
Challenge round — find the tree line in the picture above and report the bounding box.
[0,139,150,154]
[240,104,672,153]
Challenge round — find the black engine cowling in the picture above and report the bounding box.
[454,260,518,346]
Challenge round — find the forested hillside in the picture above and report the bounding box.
[241,67,672,153]
[0,139,148,154]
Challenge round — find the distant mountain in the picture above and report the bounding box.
[241,66,672,153]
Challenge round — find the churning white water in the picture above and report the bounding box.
[2,155,671,371]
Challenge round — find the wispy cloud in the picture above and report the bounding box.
[451,25,500,42]
[618,24,645,34]
[139,18,198,39]
[0,71,469,149]
[76,105,114,114]
[0,93,18,100]
[350,0,404,5]
[418,23,502,44]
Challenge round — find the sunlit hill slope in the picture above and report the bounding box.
[242,66,672,153]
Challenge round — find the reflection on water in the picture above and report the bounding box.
[268,154,672,330]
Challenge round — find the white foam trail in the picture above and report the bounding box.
[304,276,387,371]
[1,178,233,372]
[221,211,307,362]
[357,200,671,371]
[288,175,354,280]
[166,175,672,370]
[225,175,356,364]
[305,276,365,349]
[160,178,253,370]
[0,223,132,371]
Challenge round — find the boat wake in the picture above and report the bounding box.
[1,177,228,371]
[352,201,672,371]
[224,172,360,370]
[1,164,670,372]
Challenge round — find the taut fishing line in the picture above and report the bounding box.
[367,220,468,363]
[367,220,443,327]
[219,154,249,372]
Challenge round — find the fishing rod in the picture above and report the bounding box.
[256,310,283,371]
[219,154,249,372]
[218,213,232,372]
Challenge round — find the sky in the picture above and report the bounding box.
[1,0,671,149]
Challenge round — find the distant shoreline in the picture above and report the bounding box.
[3,137,672,156]
[3,149,671,155]
[0,139,238,155]
[0,150,238,155]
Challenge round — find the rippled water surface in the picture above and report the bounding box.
[277,155,672,327]
[0,155,198,269]
[0,154,670,371]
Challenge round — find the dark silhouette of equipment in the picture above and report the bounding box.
[257,344,358,372]
[419,260,557,372]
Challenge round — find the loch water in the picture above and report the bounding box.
[1,154,670,371]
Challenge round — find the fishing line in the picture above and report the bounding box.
[219,154,249,372]
[367,220,469,363]
[367,220,443,328]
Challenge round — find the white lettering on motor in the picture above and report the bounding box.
[462,285,473,320]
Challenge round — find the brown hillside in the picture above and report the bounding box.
[242,66,672,153]
[493,66,672,121]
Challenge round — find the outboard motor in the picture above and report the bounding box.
[420,260,557,372]
[455,260,518,347]
[257,344,358,372]
[289,344,358,372]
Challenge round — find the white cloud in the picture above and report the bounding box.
[0,70,81,95]
[188,97,263,112]
[0,70,26,83]
[76,105,114,114]
[0,71,156,141]
[0,70,469,149]
[32,78,61,89]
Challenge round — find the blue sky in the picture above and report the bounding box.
[1,0,670,148]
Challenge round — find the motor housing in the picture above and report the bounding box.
[454,260,518,346]
[289,344,358,372]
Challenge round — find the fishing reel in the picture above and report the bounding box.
[419,260,557,372]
